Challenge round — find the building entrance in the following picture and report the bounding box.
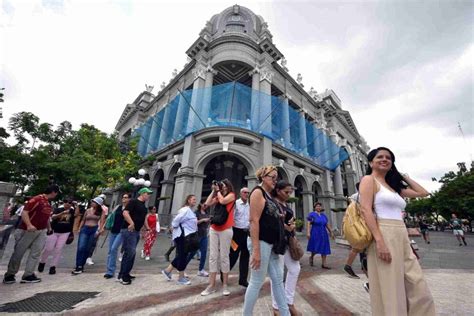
[202,154,249,202]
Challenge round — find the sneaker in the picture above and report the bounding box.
[86,257,94,265]
[118,254,123,262]
[49,266,56,275]
[71,267,83,275]
[104,274,113,279]
[364,282,370,293]
[222,285,230,296]
[177,277,191,285]
[343,265,360,279]
[197,270,209,277]
[141,250,145,259]
[38,262,45,273]
[145,256,150,261]
[3,275,16,284]
[121,278,132,285]
[201,286,217,296]
[239,281,249,288]
[20,274,41,283]
[161,270,172,281]
[459,243,463,247]
[129,274,136,279]
[116,277,122,282]
[463,240,467,246]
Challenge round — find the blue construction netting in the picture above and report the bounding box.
[134,82,349,171]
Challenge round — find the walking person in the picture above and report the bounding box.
[161,195,198,285]
[71,197,106,275]
[3,184,60,284]
[306,202,334,269]
[118,187,152,285]
[417,214,431,244]
[343,184,362,279]
[85,195,108,266]
[243,165,289,316]
[270,180,302,316]
[451,213,467,246]
[229,187,250,287]
[103,193,129,279]
[359,146,435,315]
[38,198,75,275]
[200,179,236,296]
[141,206,160,260]
[187,203,211,277]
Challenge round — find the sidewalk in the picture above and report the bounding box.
[1,231,473,315]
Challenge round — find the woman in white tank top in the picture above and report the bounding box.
[359,147,435,316]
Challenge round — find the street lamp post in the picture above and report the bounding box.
[128,168,151,197]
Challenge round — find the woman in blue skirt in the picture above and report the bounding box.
[306,202,334,269]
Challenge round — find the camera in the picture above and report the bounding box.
[212,180,223,187]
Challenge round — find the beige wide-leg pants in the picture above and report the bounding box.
[367,219,436,316]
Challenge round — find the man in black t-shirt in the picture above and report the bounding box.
[118,187,152,285]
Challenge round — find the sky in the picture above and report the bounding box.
[0,0,473,193]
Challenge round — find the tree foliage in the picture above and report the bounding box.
[0,112,141,201]
[406,162,474,223]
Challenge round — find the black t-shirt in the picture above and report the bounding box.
[51,206,75,233]
[277,202,295,239]
[121,199,147,231]
[111,205,125,234]
[250,186,284,245]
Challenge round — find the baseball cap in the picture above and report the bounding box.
[138,187,153,195]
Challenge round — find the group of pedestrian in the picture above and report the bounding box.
[5,145,467,316]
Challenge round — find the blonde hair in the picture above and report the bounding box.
[255,165,277,182]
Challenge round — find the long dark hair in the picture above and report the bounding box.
[90,201,103,216]
[221,179,235,196]
[366,147,407,194]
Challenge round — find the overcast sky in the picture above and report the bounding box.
[1,0,473,193]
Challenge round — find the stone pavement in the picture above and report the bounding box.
[0,230,473,315]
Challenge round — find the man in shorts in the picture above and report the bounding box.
[451,213,467,246]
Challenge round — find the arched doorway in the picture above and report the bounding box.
[150,169,164,209]
[294,175,306,219]
[312,181,322,205]
[202,154,248,201]
[276,167,289,182]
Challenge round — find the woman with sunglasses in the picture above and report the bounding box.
[243,165,289,316]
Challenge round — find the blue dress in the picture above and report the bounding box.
[306,212,331,255]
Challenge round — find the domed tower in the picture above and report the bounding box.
[114,5,368,229]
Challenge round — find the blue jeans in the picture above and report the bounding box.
[243,239,289,316]
[118,229,139,281]
[186,235,208,271]
[106,232,123,276]
[75,226,98,269]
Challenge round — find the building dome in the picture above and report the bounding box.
[204,4,270,42]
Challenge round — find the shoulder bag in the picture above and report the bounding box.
[342,177,377,251]
[288,234,305,260]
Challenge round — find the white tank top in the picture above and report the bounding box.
[373,180,406,220]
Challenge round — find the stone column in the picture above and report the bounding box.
[202,66,217,126]
[147,112,160,153]
[258,66,274,137]
[170,135,196,214]
[280,95,291,147]
[158,105,171,148]
[329,130,344,198]
[249,68,260,131]
[301,191,313,221]
[298,110,308,155]
[172,81,187,141]
[187,65,207,134]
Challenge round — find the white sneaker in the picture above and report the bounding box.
[86,258,94,265]
[118,254,123,262]
[222,285,230,296]
[140,250,145,259]
[200,286,216,296]
[197,270,209,277]
[145,256,150,261]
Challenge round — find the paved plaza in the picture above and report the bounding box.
[1,230,473,315]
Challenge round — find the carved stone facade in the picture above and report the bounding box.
[114,5,369,229]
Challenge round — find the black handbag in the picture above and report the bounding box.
[210,203,229,226]
[180,224,200,253]
[65,232,74,245]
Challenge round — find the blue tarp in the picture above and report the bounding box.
[134,82,349,170]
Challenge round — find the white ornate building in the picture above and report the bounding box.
[114,5,369,228]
